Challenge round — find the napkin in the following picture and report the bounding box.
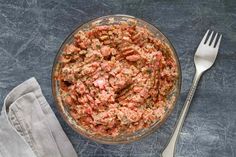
[0,77,78,157]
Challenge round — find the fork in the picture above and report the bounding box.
[161,30,222,157]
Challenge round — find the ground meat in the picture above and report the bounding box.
[56,21,178,137]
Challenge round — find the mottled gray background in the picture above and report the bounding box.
[0,0,235,157]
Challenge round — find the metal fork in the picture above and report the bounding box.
[161,30,222,157]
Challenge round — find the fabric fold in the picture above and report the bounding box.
[0,77,77,157]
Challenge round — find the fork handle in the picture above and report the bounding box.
[161,70,202,157]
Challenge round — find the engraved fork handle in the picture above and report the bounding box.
[161,70,202,157]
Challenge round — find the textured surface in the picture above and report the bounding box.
[0,0,235,157]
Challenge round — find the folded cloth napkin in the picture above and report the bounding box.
[0,77,77,157]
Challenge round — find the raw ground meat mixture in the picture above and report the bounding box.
[55,21,178,137]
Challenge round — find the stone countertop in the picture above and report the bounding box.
[0,0,235,156]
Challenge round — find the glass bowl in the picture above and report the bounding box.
[51,14,181,144]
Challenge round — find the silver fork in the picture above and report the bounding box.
[161,30,222,157]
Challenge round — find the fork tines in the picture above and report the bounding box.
[202,30,222,49]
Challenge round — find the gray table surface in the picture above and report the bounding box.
[0,0,236,157]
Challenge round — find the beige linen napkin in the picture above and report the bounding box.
[0,77,77,157]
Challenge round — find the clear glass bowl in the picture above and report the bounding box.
[51,14,181,144]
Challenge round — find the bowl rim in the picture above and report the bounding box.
[51,14,182,144]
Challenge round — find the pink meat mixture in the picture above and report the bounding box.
[56,22,178,137]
